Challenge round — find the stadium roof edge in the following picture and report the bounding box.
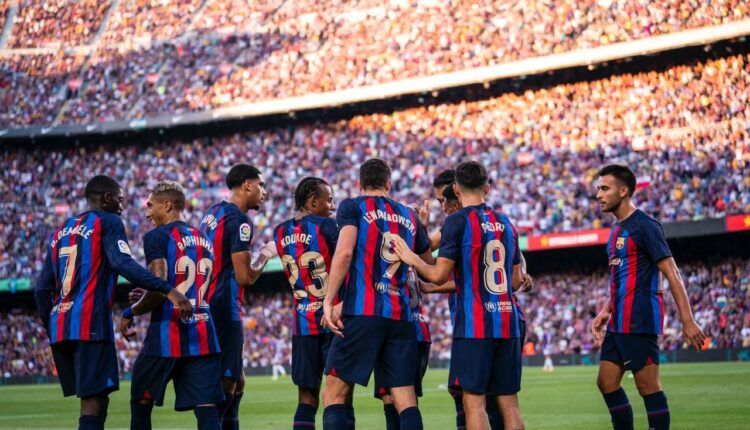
[1,20,749,140]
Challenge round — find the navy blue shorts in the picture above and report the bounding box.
[449,338,521,395]
[325,315,417,387]
[600,332,660,371]
[519,319,526,345]
[213,319,244,381]
[374,341,430,398]
[131,353,224,411]
[51,340,119,398]
[292,333,333,389]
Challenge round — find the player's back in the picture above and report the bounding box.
[46,210,123,343]
[141,221,220,357]
[406,268,431,343]
[443,203,522,339]
[274,214,337,336]
[199,201,253,321]
[336,195,429,322]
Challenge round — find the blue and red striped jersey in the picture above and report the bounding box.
[406,268,431,343]
[606,209,671,335]
[274,215,338,336]
[141,221,221,357]
[35,211,173,344]
[439,203,522,339]
[199,201,254,321]
[337,196,430,322]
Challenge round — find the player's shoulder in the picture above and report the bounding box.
[388,197,419,219]
[89,210,123,230]
[629,209,663,234]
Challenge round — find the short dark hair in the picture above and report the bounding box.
[294,177,329,211]
[85,175,121,200]
[150,181,186,211]
[359,158,391,190]
[598,164,637,197]
[226,164,261,189]
[432,169,456,188]
[442,183,459,203]
[455,161,488,190]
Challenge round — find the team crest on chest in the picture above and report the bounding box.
[616,237,625,250]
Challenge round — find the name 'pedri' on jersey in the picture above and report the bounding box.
[337,196,430,322]
[200,201,253,321]
[36,210,173,344]
[274,214,338,336]
[606,209,672,335]
[141,221,221,358]
[439,203,522,339]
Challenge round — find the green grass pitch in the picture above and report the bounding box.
[0,362,747,429]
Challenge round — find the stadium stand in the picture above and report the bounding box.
[6,0,111,48]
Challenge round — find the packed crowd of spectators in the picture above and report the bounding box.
[3,257,747,378]
[6,0,111,48]
[2,51,748,279]
[2,0,750,126]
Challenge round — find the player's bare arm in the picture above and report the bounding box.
[323,225,357,336]
[392,235,454,284]
[511,264,524,292]
[120,259,168,340]
[590,299,611,341]
[231,250,253,292]
[419,280,456,294]
[657,257,706,350]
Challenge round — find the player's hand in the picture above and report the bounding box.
[323,300,344,337]
[391,235,419,266]
[166,289,193,321]
[119,317,137,341]
[412,199,431,228]
[590,310,610,341]
[129,287,146,304]
[682,319,706,351]
[259,241,277,259]
[519,273,533,292]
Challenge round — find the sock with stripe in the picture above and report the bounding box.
[78,415,104,430]
[398,406,423,430]
[322,404,349,430]
[346,404,356,429]
[643,391,670,430]
[222,392,242,430]
[293,403,317,429]
[383,403,399,430]
[453,394,466,430]
[603,387,634,430]
[194,405,221,430]
[485,394,504,430]
[130,400,153,430]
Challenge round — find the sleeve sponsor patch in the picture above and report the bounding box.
[118,240,132,255]
[239,223,252,242]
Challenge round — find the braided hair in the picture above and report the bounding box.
[294,177,329,211]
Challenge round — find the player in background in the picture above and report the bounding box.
[419,172,532,430]
[34,175,192,430]
[200,164,276,430]
[321,158,433,430]
[119,181,223,430]
[373,266,431,430]
[590,165,705,430]
[274,177,355,430]
[392,161,526,430]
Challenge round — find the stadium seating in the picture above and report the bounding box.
[1,0,749,126]
[2,52,748,280]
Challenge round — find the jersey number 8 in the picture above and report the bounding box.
[484,239,508,295]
